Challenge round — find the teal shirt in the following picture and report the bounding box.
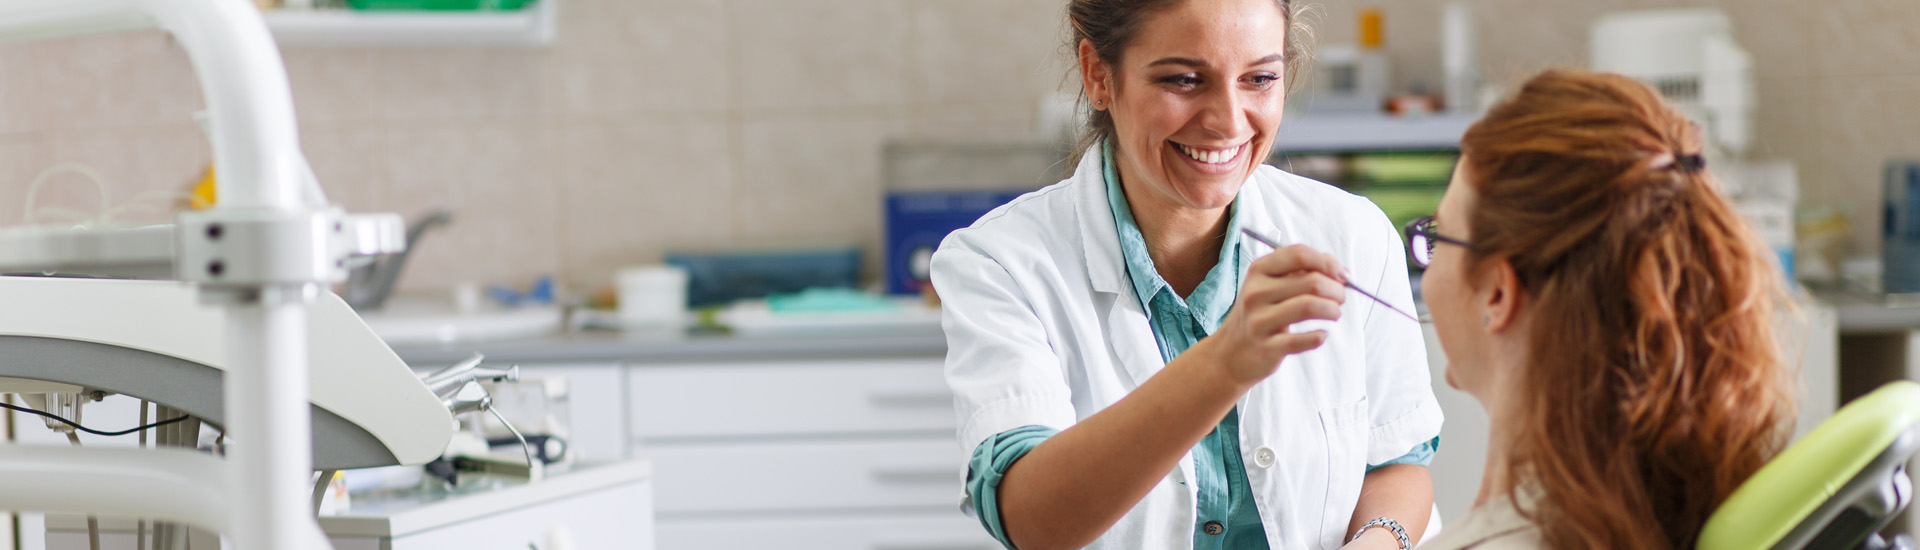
[963,142,1437,549]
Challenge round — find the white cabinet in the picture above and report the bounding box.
[628,359,954,440]
[321,461,654,550]
[628,358,994,550]
[414,361,630,464]
[39,460,654,550]
[657,513,996,550]
[647,438,959,513]
[520,362,629,463]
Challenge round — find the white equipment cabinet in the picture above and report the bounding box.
[493,362,631,464]
[628,358,996,550]
[42,460,653,550]
[318,460,653,550]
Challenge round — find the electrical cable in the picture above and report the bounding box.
[0,401,188,437]
[22,162,111,227]
[486,406,538,473]
[20,162,199,228]
[138,399,149,550]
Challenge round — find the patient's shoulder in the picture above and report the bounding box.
[1418,496,1547,550]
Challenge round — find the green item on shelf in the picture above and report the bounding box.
[1352,154,1457,185]
[767,288,900,313]
[347,0,530,11]
[1359,187,1446,234]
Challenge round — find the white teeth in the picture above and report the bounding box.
[1177,143,1240,165]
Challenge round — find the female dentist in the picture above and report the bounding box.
[930,1,1443,549]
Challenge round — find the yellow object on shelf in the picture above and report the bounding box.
[1359,8,1384,49]
[189,164,217,210]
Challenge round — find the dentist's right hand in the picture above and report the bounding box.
[1204,244,1347,385]
[986,244,1349,550]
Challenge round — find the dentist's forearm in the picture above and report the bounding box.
[1344,464,1433,549]
[997,338,1249,550]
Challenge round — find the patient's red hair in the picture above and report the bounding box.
[1460,69,1795,549]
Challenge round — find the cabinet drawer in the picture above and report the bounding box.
[629,359,954,440]
[643,437,961,514]
[658,511,996,550]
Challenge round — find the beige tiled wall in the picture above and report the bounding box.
[1313,0,1920,260]
[0,0,1910,294]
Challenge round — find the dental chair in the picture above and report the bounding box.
[1698,381,1920,550]
[0,1,448,548]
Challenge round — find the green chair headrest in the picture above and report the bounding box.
[1698,381,1920,550]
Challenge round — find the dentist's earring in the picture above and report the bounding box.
[1482,315,1490,327]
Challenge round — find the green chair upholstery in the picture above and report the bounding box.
[1699,381,1920,550]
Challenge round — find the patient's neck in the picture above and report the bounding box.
[1474,335,1532,509]
[1476,419,1517,508]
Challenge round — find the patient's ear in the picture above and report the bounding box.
[1482,259,1523,333]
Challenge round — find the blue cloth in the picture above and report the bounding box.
[961,141,1437,549]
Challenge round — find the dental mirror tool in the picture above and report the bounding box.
[1239,227,1426,324]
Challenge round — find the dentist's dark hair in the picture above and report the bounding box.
[1065,0,1307,163]
[1459,68,1794,550]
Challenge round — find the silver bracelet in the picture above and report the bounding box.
[1348,516,1410,550]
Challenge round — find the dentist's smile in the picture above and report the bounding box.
[1169,140,1251,175]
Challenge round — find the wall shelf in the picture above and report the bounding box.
[262,0,555,48]
[1271,112,1478,154]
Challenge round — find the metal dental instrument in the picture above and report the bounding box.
[1239,227,1425,324]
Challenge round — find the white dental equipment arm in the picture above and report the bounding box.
[0,0,323,210]
[0,1,409,549]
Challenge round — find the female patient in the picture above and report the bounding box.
[1416,69,1794,549]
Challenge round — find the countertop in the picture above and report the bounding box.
[319,459,652,539]
[1811,289,1920,334]
[388,324,948,367]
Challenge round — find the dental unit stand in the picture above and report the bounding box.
[0,1,410,548]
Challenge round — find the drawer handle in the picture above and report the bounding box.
[870,467,955,485]
[867,391,952,409]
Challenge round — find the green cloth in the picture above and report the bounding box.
[960,141,1437,549]
[965,425,1059,550]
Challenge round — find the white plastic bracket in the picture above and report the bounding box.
[175,209,404,290]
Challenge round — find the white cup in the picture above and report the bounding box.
[617,265,689,328]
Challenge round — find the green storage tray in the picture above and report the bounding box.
[346,0,531,11]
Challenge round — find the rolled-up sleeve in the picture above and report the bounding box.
[930,237,1080,512]
[965,425,1058,549]
[1352,206,1446,465]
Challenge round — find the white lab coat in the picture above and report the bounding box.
[932,150,1443,550]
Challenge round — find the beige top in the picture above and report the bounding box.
[1418,494,1548,550]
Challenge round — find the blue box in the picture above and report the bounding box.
[885,190,1028,295]
[1885,161,1920,293]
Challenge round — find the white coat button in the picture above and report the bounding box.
[1253,446,1276,469]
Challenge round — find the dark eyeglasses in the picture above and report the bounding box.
[1403,216,1473,269]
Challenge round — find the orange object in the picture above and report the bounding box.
[1359,8,1384,50]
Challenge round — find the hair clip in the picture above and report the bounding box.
[1676,154,1706,174]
